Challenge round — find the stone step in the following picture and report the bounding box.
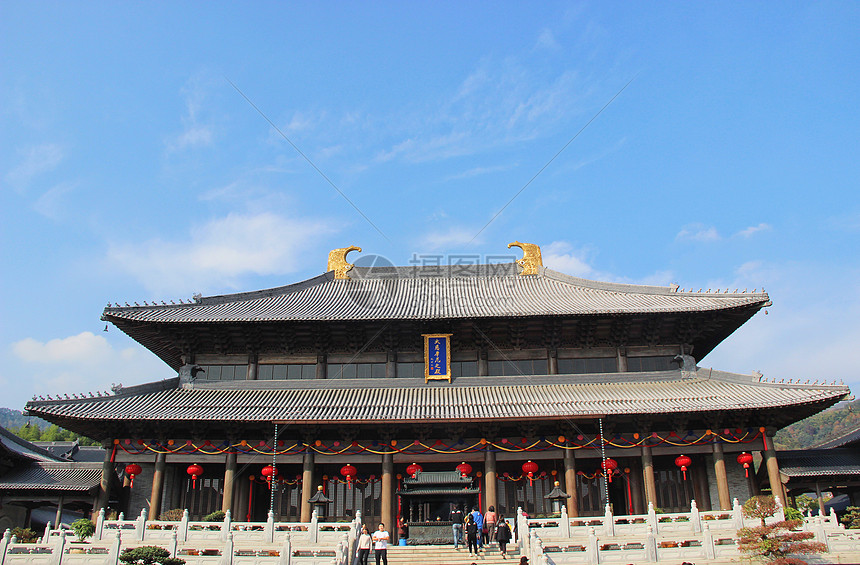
[384,545,520,565]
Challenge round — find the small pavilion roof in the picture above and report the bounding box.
[778,449,860,479]
[102,264,770,324]
[0,461,103,492]
[24,369,849,439]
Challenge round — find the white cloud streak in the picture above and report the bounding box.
[734,223,772,238]
[676,223,721,242]
[4,144,64,190]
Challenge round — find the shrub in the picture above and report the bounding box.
[743,495,779,526]
[158,509,185,521]
[11,527,39,543]
[841,506,860,529]
[119,545,186,564]
[784,506,803,521]
[738,520,825,565]
[70,519,95,542]
[202,510,225,522]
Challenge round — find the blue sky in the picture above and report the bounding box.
[2,2,858,411]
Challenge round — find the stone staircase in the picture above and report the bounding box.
[386,544,521,565]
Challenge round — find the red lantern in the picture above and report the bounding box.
[125,463,142,488]
[261,465,278,489]
[456,462,472,478]
[737,452,754,478]
[675,455,692,480]
[341,464,358,489]
[602,458,618,483]
[406,463,423,478]
[187,463,203,488]
[522,460,539,485]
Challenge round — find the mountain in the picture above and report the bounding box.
[774,400,860,450]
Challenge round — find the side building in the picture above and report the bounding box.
[24,243,850,527]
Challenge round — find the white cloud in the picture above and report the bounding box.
[734,223,772,238]
[535,29,560,50]
[542,240,596,278]
[166,76,216,152]
[445,164,516,181]
[676,223,720,242]
[107,212,335,294]
[5,143,64,190]
[11,332,173,399]
[33,182,77,219]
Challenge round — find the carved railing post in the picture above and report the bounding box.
[42,521,53,545]
[703,522,715,560]
[222,530,234,565]
[96,507,106,540]
[51,530,66,565]
[180,510,189,542]
[1,529,11,565]
[222,509,232,541]
[278,531,292,565]
[586,526,598,565]
[169,529,178,558]
[265,510,275,544]
[647,501,657,534]
[136,508,147,541]
[108,530,122,565]
[732,498,743,530]
[645,524,657,562]
[561,504,571,538]
[690,499,701,533]
[310,509,319,544]
[604,503,615,537]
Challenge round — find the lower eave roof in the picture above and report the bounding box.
[23,369,849,425]
[0,462,104,491]
[778,449,860,478]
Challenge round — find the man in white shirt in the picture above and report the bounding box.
[372,522,390,565]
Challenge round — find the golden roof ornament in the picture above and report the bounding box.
[327,246,362,280]
[507,241,543,275]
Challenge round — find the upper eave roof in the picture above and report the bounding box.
[101,265,770,323]
[24,369,847,427]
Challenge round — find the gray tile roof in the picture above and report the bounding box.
[0,462,103,491]
[24,369,848,424]
[778,449,860,478]
[101,265,770,323]
[0,426,63,462]
[816,424,860,449]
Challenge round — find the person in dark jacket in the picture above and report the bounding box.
[495,517,512,559]
[464,513,479,556]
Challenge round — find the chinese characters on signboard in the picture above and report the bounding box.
[422,334,452,383]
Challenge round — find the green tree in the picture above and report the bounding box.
[70,519,95,542]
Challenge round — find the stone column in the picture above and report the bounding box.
[712,442,731,510]
[381,453,394,529]
[300,451,315,522]
[762,431,785,503]
[485,450,498,512]
[149,453,166,518]
[93,441,114,518]
[642,445,657,509]
[563,448,579,517]
[222,453,237,513]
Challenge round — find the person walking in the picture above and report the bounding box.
[464,513,479,556]
[372,522,390,565]
[450,504,464,549]
[495,517,512,559]
[355,525,371,565]
[471,507,484,549]
[484,505,498,545]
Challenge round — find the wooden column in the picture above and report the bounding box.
[642,445,657,509]
[629,460,645,514]
[478,349,488,376]
[563,448,579,517]
[762,430,785,503]
[386,351,396,379]
[55,495,64,527]
[381,453,394,529]
[694,456,712,510]
[316,354,327,380]
[222,453,237,514]
[485,450,498,512]
[617,347,628,372]
[300,451,315,522]
[93,441,114,519]
[712,442,731,510]
[247,352,258,380]
[149,453,166,518]
[548,349,558,375]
